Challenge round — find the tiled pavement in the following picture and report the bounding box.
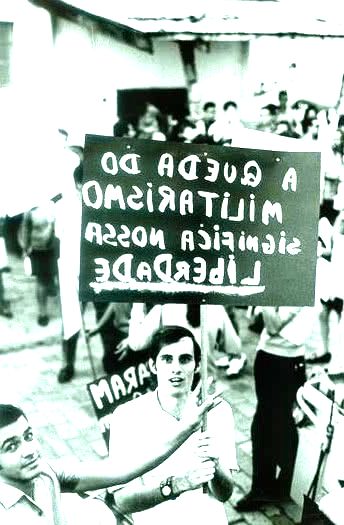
[0,253,310,524]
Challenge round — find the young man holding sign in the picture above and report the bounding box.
[0,394,219,524]
[108,325,238,525]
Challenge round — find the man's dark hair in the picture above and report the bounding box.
[203,101,216,112]
[149,325,201,367]
[223,100,237,111]
[279,90,288,99]
[0,405,26,429]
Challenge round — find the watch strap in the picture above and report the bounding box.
[160,476,177,500]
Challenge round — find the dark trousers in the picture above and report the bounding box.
[93,302,127,375]
[251,350,306,496]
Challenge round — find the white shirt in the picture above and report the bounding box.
[258,307,316,357]
[0,466,64,525]
[109,391,238,525]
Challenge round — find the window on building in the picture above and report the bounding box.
[0,22,13,87]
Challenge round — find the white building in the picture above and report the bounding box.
[1,0,344,143]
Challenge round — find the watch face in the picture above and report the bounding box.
[161,484,172,497]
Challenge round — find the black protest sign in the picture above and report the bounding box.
[80,135,320,305]
[87,353,157,446]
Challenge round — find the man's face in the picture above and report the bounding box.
[309,119,319,140]
[279,93,288,108]
[225,105,238,124]
[0,416,42,482]
[155,337,197,398]
[204,106,216,123]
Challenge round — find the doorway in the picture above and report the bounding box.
[117,87,189,125]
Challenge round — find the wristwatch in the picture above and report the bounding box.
[160,476,177,499]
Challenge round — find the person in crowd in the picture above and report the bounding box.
[290,101,308,137]
[192,101,217,142]
[275,90,292,122]
[136,103,167,141]
[0,396,220,523]
[87,302,133,375]
[169,117,200,143]
[301,104,319,139]
[18,199,58,326]
[108,325,238,525]
[236,306,316,512]
[54,143,84,384]
[55,150,127,382]
[113,119,136,138]
[302,117,320,142]
[303,104,318,124]
[57,300,132,383]
[275,120,301,138]
[208,100,243,145]
[116,303,247,378]
[321,126,344,205]
[256,104,278,133]
[319,210,344,376]
[304,215,334,366]
[0,214,12,318]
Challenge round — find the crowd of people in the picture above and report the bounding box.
[1,88,344,523]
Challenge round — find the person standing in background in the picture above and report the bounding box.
[0,214,12,318]
[87,302,133,375]
[18,200,58,326]
[236,306,316,512]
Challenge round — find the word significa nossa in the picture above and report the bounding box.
[84,223,301,256]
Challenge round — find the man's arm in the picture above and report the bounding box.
[112,456,216,514]
[54,391,220,493]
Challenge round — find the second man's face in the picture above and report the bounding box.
[155,337,197,398]
[0,416,42,483]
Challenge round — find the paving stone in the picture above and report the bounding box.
[236,401,256,418]
[225,501,247,524]
[232,469,252,494]
[235,428,249,445]
[280,500,303,523]
[233,410,252,434]
[236,447,253,477]
[47,436,75,458]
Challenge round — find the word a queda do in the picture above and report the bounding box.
[83,151,298,221]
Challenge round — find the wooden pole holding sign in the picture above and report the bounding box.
[200,304,208,433]
[80,301,97,381]
[200,304,208,494]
